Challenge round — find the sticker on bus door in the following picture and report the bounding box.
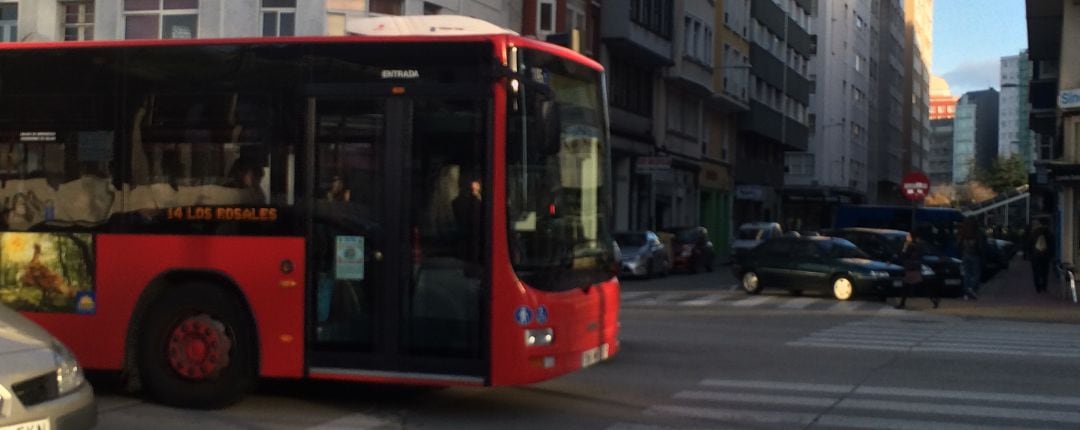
[335,236,365,280]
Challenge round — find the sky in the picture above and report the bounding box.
[931,0,1029,96]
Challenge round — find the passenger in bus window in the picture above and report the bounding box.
[225,158,266,205]
[326,175,351,202]
[452,176,483,265]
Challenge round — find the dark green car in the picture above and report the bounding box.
[732,236,905,301]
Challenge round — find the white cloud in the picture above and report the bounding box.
[941,58,1001,95]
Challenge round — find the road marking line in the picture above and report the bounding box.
[798,337,918,346]
[729,296,773,307]
[679,293,730,307]
[837,398,1080,424]
[673,390,837,407]
[620,292,652,300]
[919,341,1080,353]
[855,386,1080,407]
[828,301,864,312]
[778,297,817,309]
[816,415,1030,430]
[814,330,932,340]
[785,341,909,351]
[699,379,853,393]
[647,405,817,425]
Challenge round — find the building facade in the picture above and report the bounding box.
[902,0,933,175]
[867,0,906,204]
[952,89,999,184]
[601,0,675,232]
[999,51,1035,170]
[734,0,812,228]
[783,0,869,230]
[929,74,958,121]
[1027,0,1080,270]
[928,118,954,186]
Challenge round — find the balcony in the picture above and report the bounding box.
[601,0,675,66]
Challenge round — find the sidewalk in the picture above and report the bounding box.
[926,257,1080,324]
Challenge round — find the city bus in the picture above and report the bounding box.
[0,15,619,408]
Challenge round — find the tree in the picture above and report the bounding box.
[974,155,1028,193]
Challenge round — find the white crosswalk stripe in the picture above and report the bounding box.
[788,316,1080,358]
[619,291,898,314]
[778,297,819,309]
[612,377,1080,429]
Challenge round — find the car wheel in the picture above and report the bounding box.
[741,271,763,294]
[832,276,855,301]
[646,259,656,278]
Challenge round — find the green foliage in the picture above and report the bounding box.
[974,155,1028,193]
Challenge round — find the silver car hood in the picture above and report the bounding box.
[0,305,52,356]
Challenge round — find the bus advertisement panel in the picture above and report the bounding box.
[0,16,619,408]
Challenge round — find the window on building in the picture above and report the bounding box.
[368,0,402,14]
[567,4,590,54]
[631,0,672,38]
[609,56,653,116]
[261,0,296,37]
[0,3,15,42]
[62,1,95,41]
[124,0,198,40]
[538,0,555,35]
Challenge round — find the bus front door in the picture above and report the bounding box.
[307,95,487,382]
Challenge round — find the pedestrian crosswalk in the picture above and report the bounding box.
[620,291,902,314]
[788,317,1080,358]
[608,377,1080,429]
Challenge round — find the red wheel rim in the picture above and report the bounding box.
[167,314,232,380]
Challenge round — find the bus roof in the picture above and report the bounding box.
[346,15,519,37]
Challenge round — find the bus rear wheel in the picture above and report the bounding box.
[138,282,257,409]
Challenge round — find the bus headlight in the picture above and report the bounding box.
[52,341,85,396]
[525,328,554,347]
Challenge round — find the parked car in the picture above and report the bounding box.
[826,227,964,297]
[0,305,96,430]
[732,222,783,258]
[614,230,671,278]
[664,226,716,273]
[732,236,905,301]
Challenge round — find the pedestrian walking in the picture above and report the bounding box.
[1027,218,1054,293]
[957,218,983,300]
[895,231,939,309]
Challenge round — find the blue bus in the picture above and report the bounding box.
[833,205,965,257]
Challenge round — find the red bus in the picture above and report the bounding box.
[0,16,619,408]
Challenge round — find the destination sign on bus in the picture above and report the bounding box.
[166,207,278,222]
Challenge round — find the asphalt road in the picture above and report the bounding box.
[91,267,1080,429]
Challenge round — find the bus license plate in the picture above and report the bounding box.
[0,418,50,430]
[581,347,603,368]
[945,279,962,286]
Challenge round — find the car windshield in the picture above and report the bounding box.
[826,240,871,259]
[737,228,765,240]
[614,233,646,247]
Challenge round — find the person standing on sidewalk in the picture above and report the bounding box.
[957,218,983,300]
[1027,218,1054,293]
[896,231,939,309]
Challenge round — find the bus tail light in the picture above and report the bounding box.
[525,328,553,347]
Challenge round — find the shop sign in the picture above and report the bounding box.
[735,185,765,201]
[1060,88,1080,110]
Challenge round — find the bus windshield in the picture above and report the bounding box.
[506,47,616,292]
